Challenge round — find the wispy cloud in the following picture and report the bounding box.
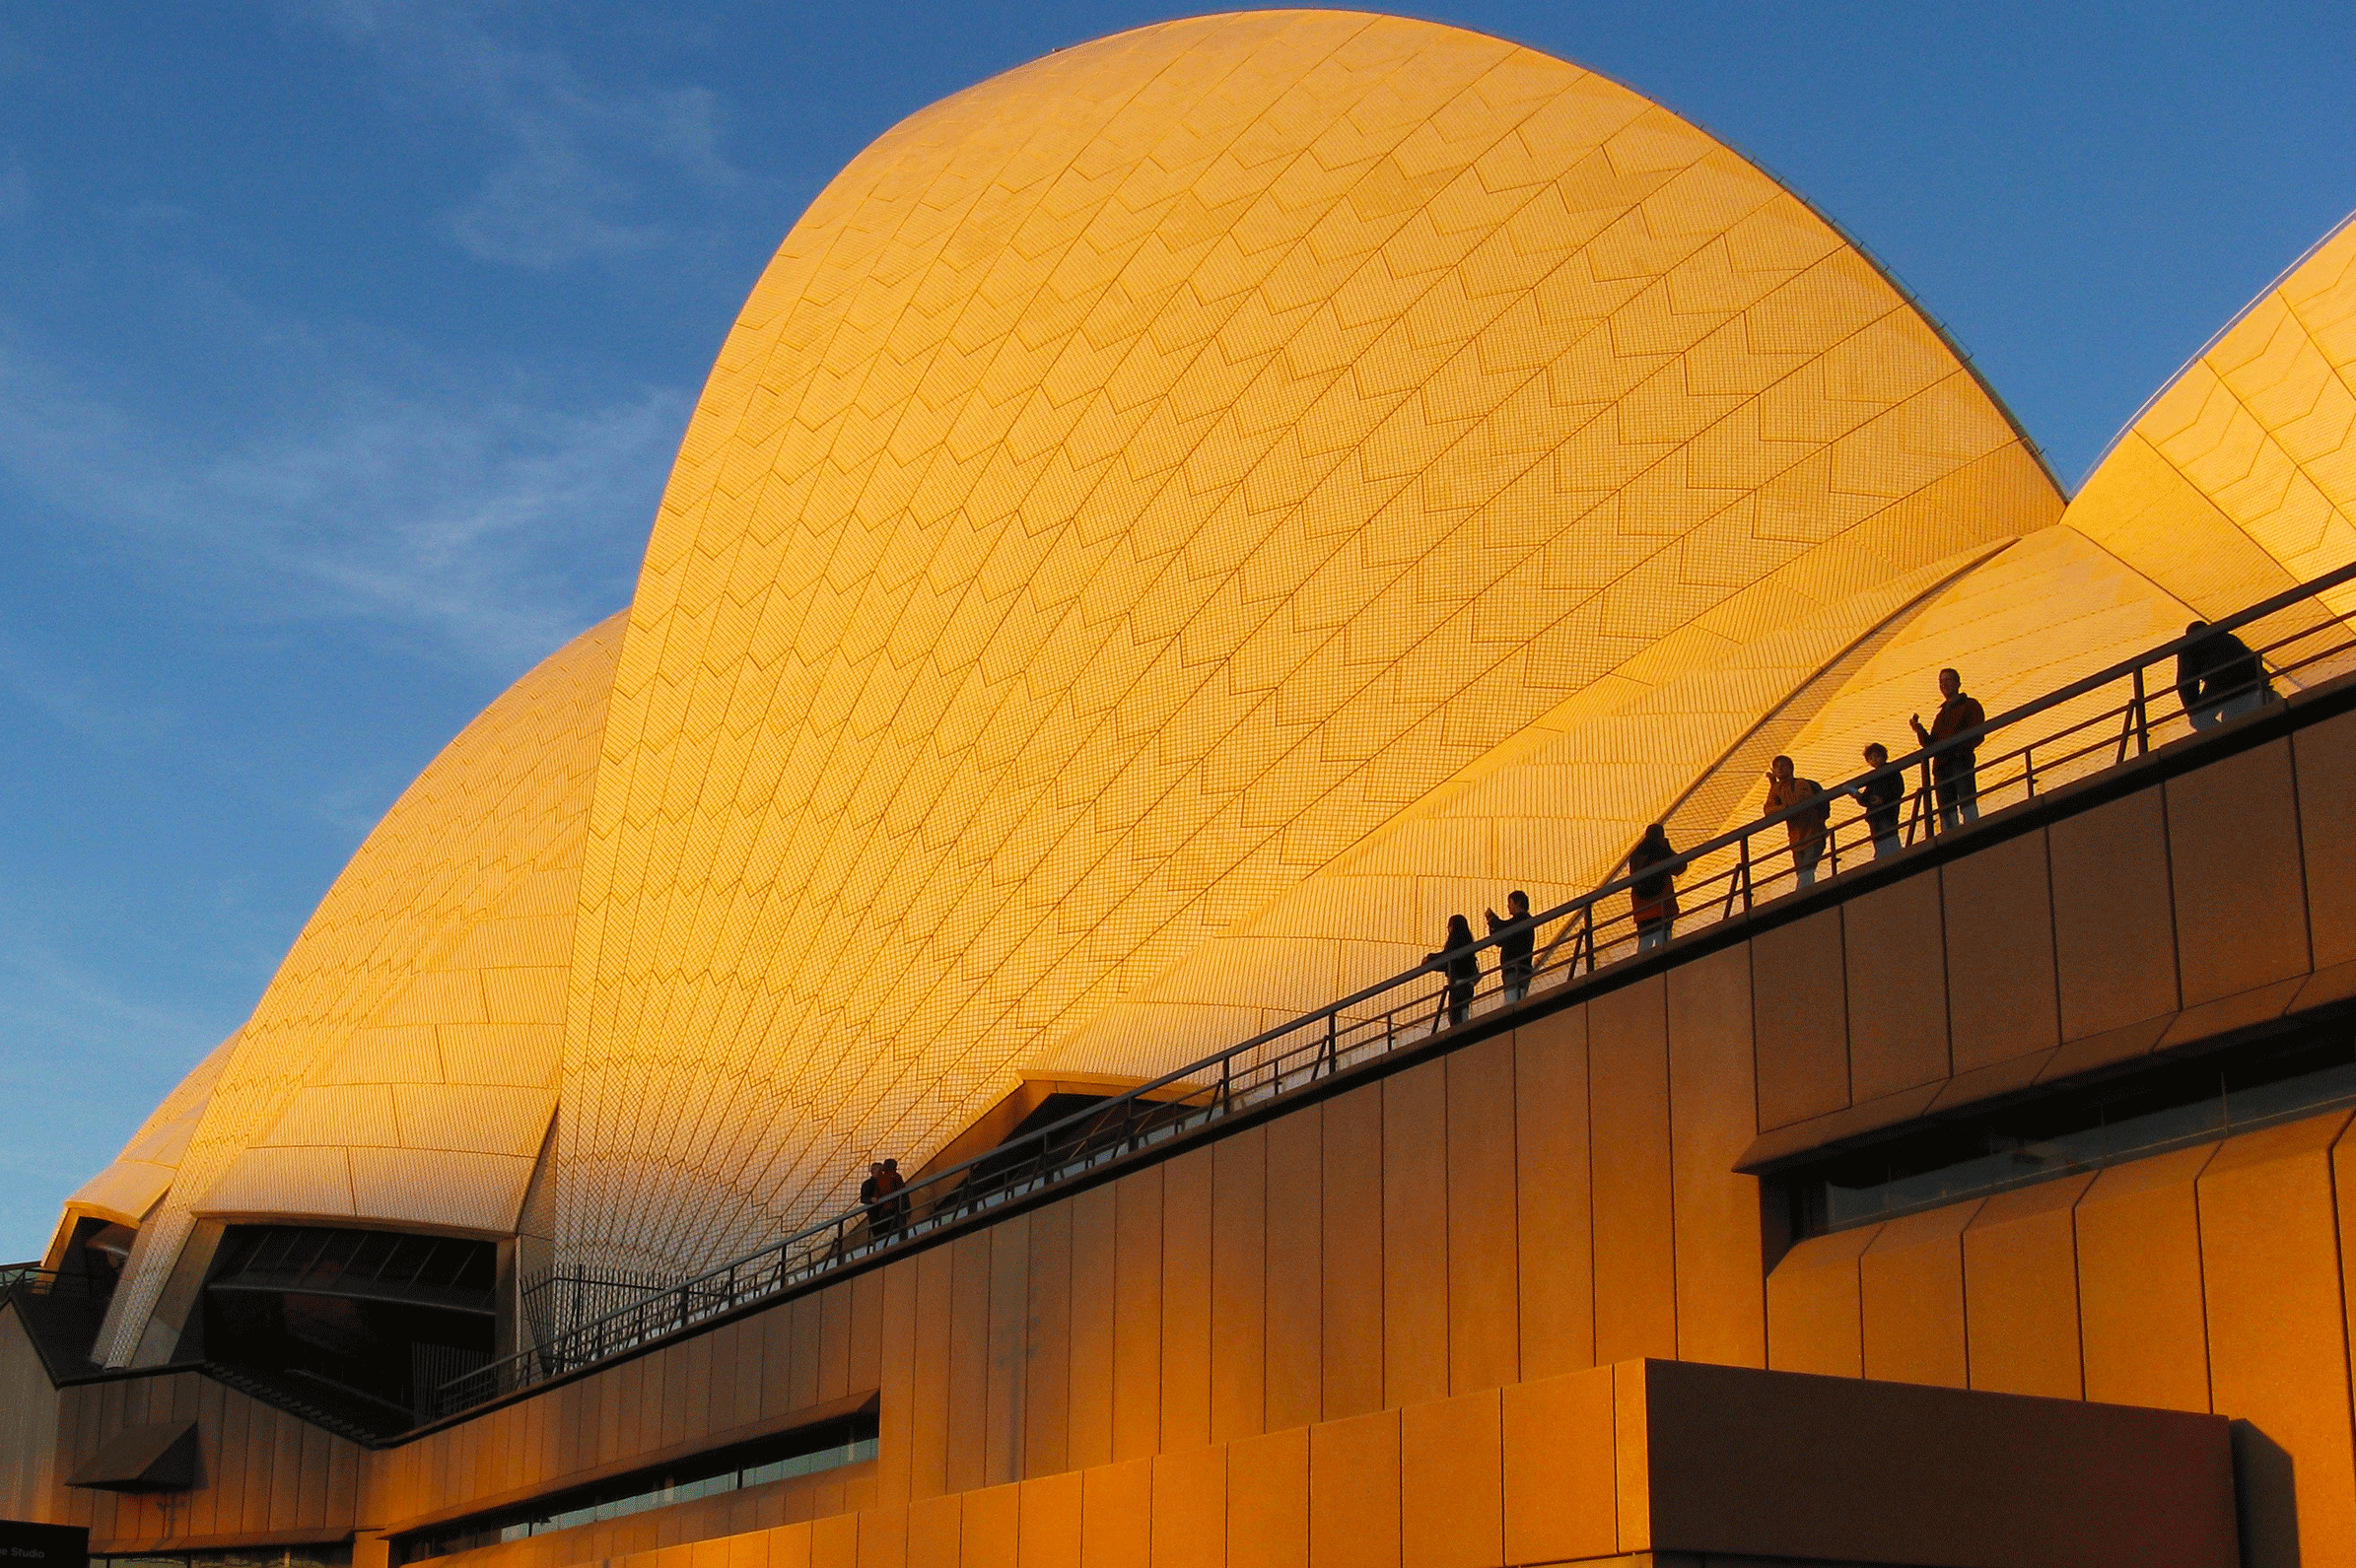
[0,638,178,753]
[309,0,749,267]
[0,332,679,668]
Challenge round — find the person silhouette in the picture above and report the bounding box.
[1426,914,1478,1026]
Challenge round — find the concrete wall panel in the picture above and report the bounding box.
[1498,1368,1616,1566]
[1112,1171,1165,1463]
[2198,1114,2356,1568]
[2168,738,2311,1006]
[911,1247,955,1500]
[1223,1426,1306,1568]
[1752,912,1848,1127]
[963,1483,1017,1568]
[1512,1011,1593,1380]
[1858,1204,1975,1389]
[1148,1445,1223,1568]
[1765,1227,1877,1378]
[1960,1175,2089,1399]
[1444,1036,1518,1395]
[878,1260,919,1503]
[1380,1062,1449,1409]
[1160,1149,1214,1454]
[1209,1128,1267,1445]
[1665,944,1765,1368]
[1025,1203,1074,1479]
[1067,1187,1117,1472]
[907,1494,958,1567]
[1320,1087,1384,1422]
[2075,1145,2215,1413]
[1308,1408,1398,1568]
[2296,707,2356,968]
[987,1218,1031,1487]
[946,1232,993,1494]
[2049,791,2180,1040]
[1079,1457,1148,1568]
[1401,1391,1501,1568]
[1017,1472,1080,1568]
[1262,1111,1322,1433]
[1843,874,1951,1099]
[1588,977,1676,1362]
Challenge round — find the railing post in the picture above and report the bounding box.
[1322,1010,1337,1077]
[1739,834,1753,915]
[2024,745,2036,796]
[2133,666,2150,755]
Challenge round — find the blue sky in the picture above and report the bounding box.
[1,0,2350,1260]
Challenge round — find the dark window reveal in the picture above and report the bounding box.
[394,1412,878,1564]
[1785,1028,2356,1239]
[100,1546,352,1568]
[202,1226,498,1433]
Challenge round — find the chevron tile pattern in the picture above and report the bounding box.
[556,11,2058,1277]
[2070,216,2356,619]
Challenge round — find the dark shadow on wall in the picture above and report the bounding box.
[2233,1418,2299,1567]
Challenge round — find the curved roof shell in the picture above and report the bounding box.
[91,14,2348,1324]
[1764,210,2356,820]
[49,1032,242,1254]
[99,615,624,1366]
[557,9,2060,1276]
[2067,214,2356,617]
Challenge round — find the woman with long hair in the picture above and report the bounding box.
[1426,913,1479,1027]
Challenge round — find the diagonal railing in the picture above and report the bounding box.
[427,557,2356,1423]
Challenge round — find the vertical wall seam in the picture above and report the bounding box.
[1836,906,1854,1108]
[1932,866,1956,1081]
[2039,830,2065,1051]
[2289,732,2320,977]
[2326,1120,2356,1480]
[2188,1142,2221,1414]
[2158,779,2185,1014]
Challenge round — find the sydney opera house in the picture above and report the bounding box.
[12,10,2356,1566]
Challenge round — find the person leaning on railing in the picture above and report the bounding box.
[2177,620,2274,730]
[1764,756,1832,887]
[874,1158,907,1236]
[1909,667,1984,832]
[1426,914,1479,1026]
[1628,824,1681,950]
[1850,742,1905,858]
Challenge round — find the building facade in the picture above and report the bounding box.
[10,10,2356,1566]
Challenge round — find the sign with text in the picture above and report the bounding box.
[0,1521,87,1568]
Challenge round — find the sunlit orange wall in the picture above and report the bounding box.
[35,690,2356,1568]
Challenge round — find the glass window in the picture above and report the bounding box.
[393,1415,878,1564]
[1794,1028,2356,1238]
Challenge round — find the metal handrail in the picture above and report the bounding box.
[428,556,2356,1422]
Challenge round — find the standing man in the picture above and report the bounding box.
[1485,890,1537,1003]
[1852,741,1905,858]
[1765,755,1832,889]
[1909,667,1985,832]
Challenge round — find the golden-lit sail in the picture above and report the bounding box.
[557,10,2058,1277]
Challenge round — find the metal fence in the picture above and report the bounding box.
[427,557,2356,1423]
